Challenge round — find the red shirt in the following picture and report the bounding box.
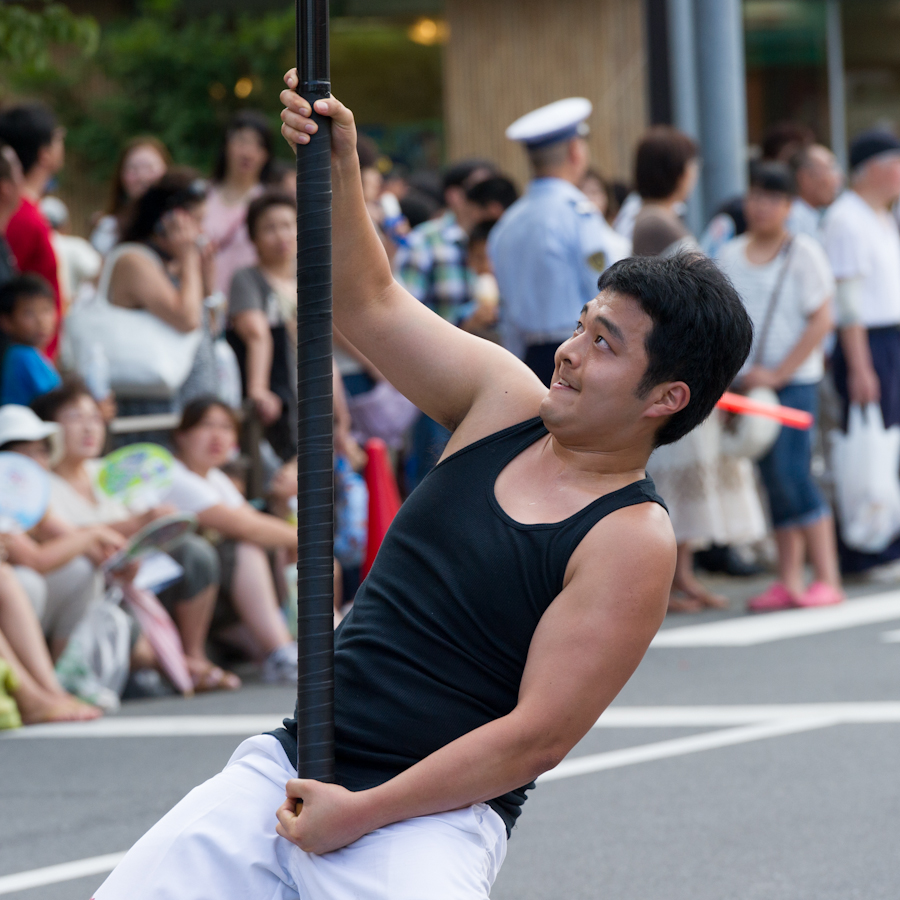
[4,196,62,358]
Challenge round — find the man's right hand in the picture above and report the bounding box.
[280,70,358,162]
[848,363,881,406]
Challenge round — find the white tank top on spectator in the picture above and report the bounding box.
[160,460,245,514]
[717,233,835,385]
[822,190,900,328]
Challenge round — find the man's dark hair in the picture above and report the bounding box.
[597,253,753,447]
[468,219,497,246]
[749,160,796,196]
[0,273,54,318]
[761,121,814,162]
[356,133,380,171]
[0,140,13,183]
[442,159,494,195]
[0,104,57,175]
[121,167,207,244]
[400,189,440,228]
[466,176,519,211]
[212,110,274,184]
[31,376,93,422]
[0,103,57,175]
[634,127,699,201]
[246,189,296,241]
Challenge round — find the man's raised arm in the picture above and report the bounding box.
[280,70,543,433]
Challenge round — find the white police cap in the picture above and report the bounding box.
[505,98,592,149]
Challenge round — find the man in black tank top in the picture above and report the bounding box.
[93,82,753,900]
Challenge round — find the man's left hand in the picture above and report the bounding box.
[275,779,376,855]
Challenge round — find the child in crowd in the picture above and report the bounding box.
[0,274,61,406]
[717,162,844,610]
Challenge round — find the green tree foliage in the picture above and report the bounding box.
[8,0,443,184]
[0,0,98,71]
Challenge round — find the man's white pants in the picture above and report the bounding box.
[93,735,507,900]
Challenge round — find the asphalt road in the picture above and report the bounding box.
[3,572,900,900]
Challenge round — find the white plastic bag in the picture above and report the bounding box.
[61,243,202,399]
[53,599,132,711]
[830,403,900,553]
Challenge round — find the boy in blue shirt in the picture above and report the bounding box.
[0,273,61,405]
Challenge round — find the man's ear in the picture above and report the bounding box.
[644,381,690,420]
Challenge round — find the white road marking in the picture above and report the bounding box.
[5,707,899,892]
[1,714,284,740]
[6,703,900,740]
[595,701,900,727]
[881,628,900,643]
[651,591,900,647]
[540,717,836,782]
[0,852,126,896]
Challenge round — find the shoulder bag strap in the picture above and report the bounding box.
[752,236,794,366]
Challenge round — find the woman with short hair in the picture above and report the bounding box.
[633,127,767,612]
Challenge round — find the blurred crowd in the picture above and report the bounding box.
[1,92,900,727]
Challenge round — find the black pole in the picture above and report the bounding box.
[295,0,334,785]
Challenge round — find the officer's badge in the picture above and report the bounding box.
[587,250,607,272]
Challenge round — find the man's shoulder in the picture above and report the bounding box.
[567,493,674,584]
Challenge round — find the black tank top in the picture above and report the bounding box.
[273,417,666,836]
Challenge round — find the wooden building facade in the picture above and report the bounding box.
[443,0,649,187]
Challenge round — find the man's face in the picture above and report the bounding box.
[38,126,66,175]
[872,154,900,203]
[539,290,669,450]
[797,146,842,208]
[0,293,58,349]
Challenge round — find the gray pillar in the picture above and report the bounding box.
[826,0,848,171]
[694,0,748,223]
[666,0,704,235]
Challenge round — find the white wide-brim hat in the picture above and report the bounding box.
[720,387,782,461]
[0,405,64,467]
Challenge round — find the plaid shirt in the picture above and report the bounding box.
[396,212,477,325]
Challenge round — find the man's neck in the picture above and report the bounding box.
[853,184,893,212]
[532,167,579,187]
[545,430,652,484]
[21,167,50,203]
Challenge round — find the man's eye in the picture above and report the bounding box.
[574,322,584,334]
[595,334,608,347]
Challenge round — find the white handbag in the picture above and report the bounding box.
[62,243,202,399]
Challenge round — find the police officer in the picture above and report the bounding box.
[488,98,630,385]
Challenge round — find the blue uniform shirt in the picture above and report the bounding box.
[488,178,630,356]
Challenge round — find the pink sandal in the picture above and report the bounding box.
[794,582,845,608]
[747,582,797,612]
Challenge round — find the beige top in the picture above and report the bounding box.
[49,460,129,527]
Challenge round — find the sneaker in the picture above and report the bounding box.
[747,582,797,613]
[261,642,299,685]
[795,582,844,608]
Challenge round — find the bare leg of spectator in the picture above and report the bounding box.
[0,568,100,722]
[229,541,293,656]
[774,527,806,598]
[669,543,728,612]
[802,514,843,591]
[174,584,241,691]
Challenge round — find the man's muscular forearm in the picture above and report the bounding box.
[277,705,566,855]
